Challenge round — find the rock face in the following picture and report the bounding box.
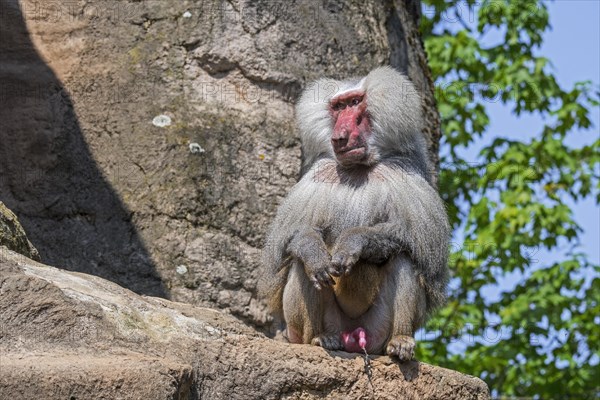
[0,0,441,327]
[0,248,490,399]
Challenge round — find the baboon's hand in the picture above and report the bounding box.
[331,228,367,276]
[304,257,335,290]
[288,228,335,290]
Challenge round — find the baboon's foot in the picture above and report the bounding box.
[286,327,302,344]
[311,334,344,350]
[385,335,415,361]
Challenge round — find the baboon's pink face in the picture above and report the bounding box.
[329,90,371,166]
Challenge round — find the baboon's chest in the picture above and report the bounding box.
[316,185,390,242]
[306,164,392,318]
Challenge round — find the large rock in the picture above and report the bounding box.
[0,0,441,327]
[0,202,40,261]
[0,248,489,399]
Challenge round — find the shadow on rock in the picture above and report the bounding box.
[0,0,167,298]
[397,360,420,382]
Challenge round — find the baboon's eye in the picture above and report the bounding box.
[332,102,345,111]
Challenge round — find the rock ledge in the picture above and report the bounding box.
[0,248,489,399]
